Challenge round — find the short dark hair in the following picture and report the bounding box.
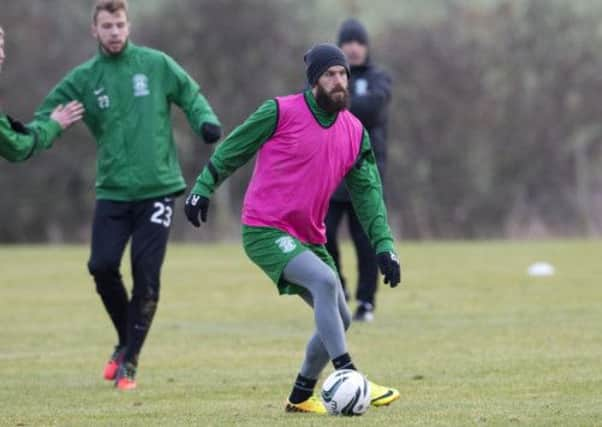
[93,0,128,23]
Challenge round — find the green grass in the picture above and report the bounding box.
[1,240,601,426]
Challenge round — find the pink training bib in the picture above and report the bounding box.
[242,93,364,244]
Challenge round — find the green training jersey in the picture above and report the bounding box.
[35,42,220,201]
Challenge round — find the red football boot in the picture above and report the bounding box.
[115,362,137,390]
[103,346,125,381]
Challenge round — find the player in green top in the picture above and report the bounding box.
[185,44,401,413]
[34,1,222,390]
[0,25,83,162]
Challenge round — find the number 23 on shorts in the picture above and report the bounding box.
[150,200,173,228]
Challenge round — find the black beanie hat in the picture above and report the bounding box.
[304,43,350,86]
[337,18,369,46]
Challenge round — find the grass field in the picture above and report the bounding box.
[1,240,601,426]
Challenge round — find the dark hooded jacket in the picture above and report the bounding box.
[332,20,392,202]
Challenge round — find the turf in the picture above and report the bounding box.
[0,240,601,426]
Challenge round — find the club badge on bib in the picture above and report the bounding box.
[133,74,150,97]
[276,236,297,254]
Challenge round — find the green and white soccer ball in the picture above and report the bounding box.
[321,369,371,416]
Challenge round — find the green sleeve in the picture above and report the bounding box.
[27,118,63,153]
[164,54,221,137]
[191,99,278,197]
[0,114,62,162]
[345,129,396,254]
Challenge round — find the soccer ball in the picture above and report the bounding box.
[321,369,371,416]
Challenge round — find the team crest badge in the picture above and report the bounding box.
[276,236,297,254]
[355,78,368,96]
[133,73,150,97]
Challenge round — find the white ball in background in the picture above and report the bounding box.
[527,262,556,277]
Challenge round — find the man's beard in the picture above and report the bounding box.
[315,84,349,114]
[100,39,127,56]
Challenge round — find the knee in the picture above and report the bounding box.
[132,285,160,303]
[315,270,340,301]
[88,257,120,278]
[132,268,161,303]
[311,271,351,329]
[88,258,122,295]
[132,286,160,326]
[132,288,159,306]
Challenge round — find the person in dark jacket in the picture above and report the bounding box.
[325,18,393,322]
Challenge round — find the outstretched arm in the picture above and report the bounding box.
[1,101,83,162]
[184,99,278,226]
[0,114,46,162]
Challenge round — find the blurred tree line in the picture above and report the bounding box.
[0,0,600,242]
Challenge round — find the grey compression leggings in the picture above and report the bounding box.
[283,250,352,379]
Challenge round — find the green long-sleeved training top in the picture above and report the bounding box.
[192,90,395,254]
[35,42,220,201]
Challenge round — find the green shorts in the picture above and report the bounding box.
[242,225,337,295]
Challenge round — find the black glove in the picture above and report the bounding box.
[376,251,401,287]
[201,122,222,144]
[7,115,29,135]
[184,193,210,227]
